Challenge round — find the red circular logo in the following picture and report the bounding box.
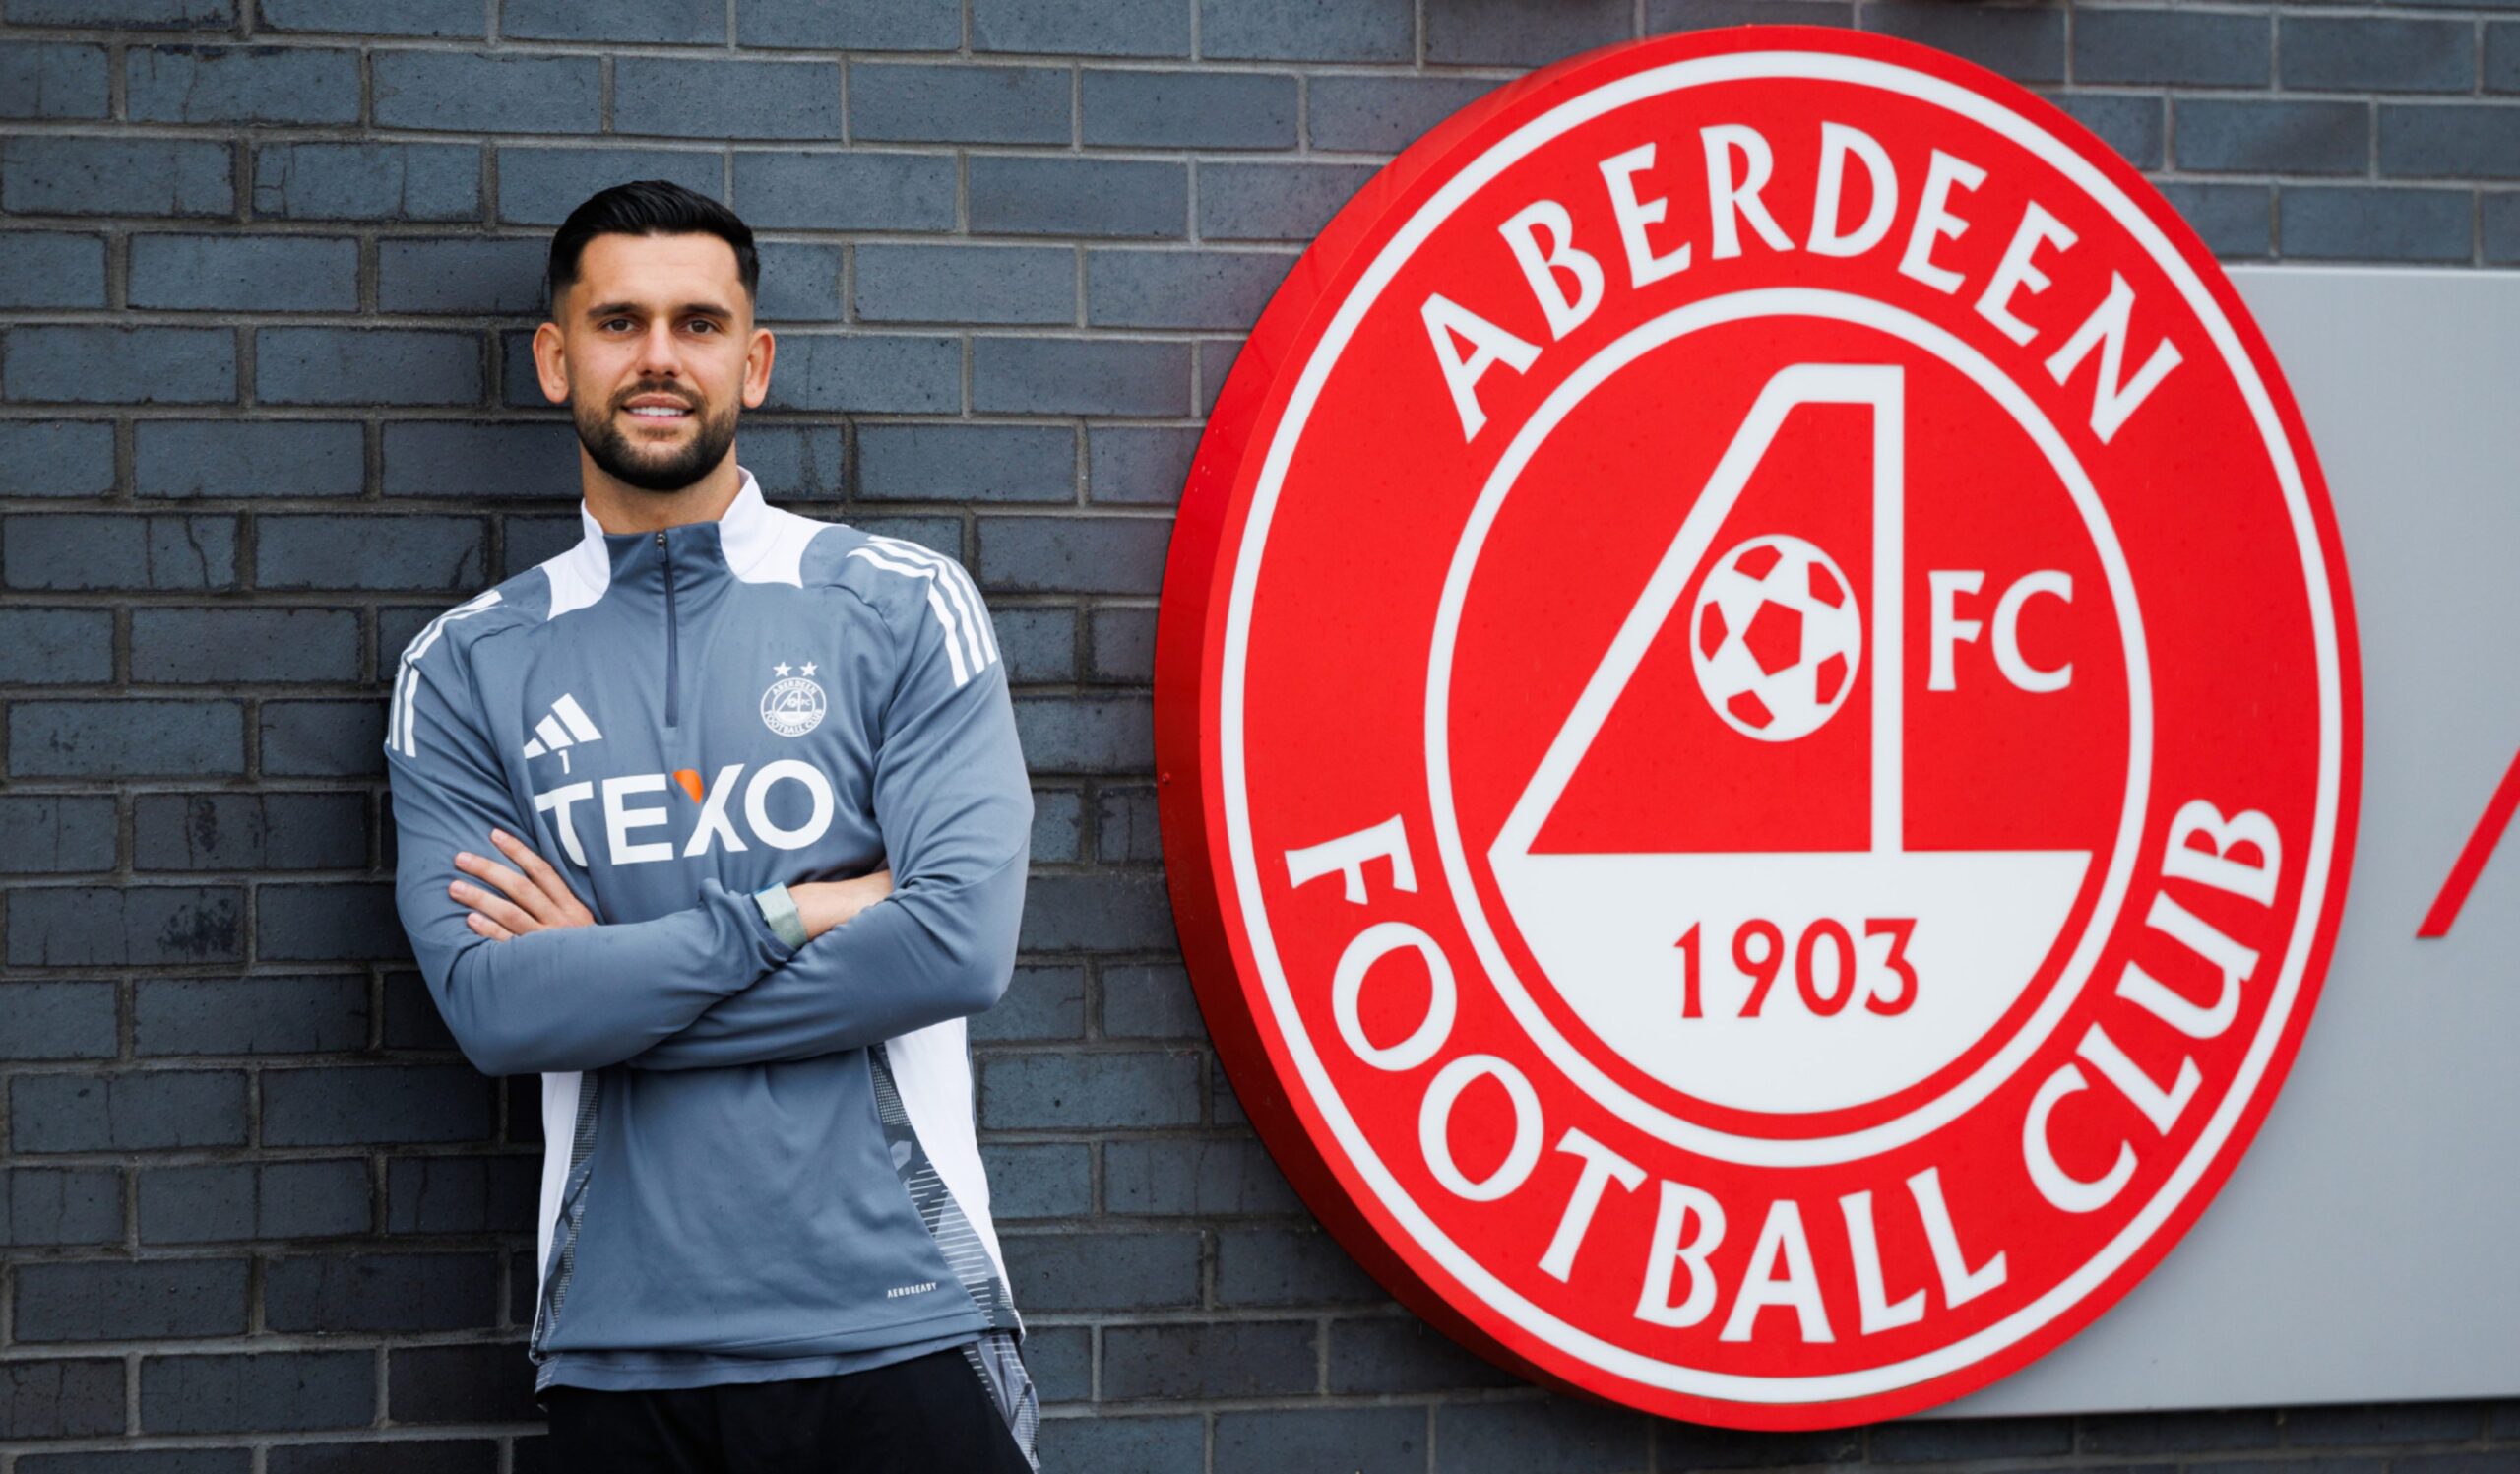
[1155,28,2360,1428]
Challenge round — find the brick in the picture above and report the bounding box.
[389,1342,538,1424]
[0,1359,125,1440]
[383,970,459,1051]
[140,1160,370,1243]
[378,236,546,315]
[2051,94,2164,172]
[1659,1423,1861,1468]
[0,43,108,119]
[3,137,233,218]
[2496,26,2520,95]
[260,0,482,35]
[0,796,117,872]
[1102,960,1198,1036]
[2076,1407,2279,1454]
[5,327,236,406]
[1871,1414,2073,1462]
[1036,1415,1205,1470]
[258,881,403,961]
[978,1142,1092,1218]
[972,0,1190,58]
[2488,192,2520,264]
[1084,70,1295,150]
[22,1446,255,1473]
[729,151,954,230]
[2285,18,2474,95]
[265,1251,499,1332]
[1198,160,1374,241]
[1436,1399,1650,1473]
[1104,1320,1316,1400]
[0,982,119,1060]
[257,515,485,590]
[1425,0,1631,66]
[1308,75,1497,154]
[272,1441,499,1474]
[858,424,1076,503]
[852,62,1070,145]
[2176,100,2368,176]
[971,156,1188,238]
[1088,609,1157,687]
[0,609,112,685]
[1649,0,1853,32]
[614,58,841,140]
[1201,0,1412,62]
[505,0,720,43]
[127,44,358,124]
[257,328,480,407]
[383,421,577,497]
[1088,249,1290,330]
[1029,785,1085,859]
[127,233,354,314]
[9,0,230,21]
[1089,426,1198,506]
[1864,4,2064,86]
[2077,9,2268,88]
[1105,1136,1297,1216]
[2,1167,124,1247]
[1215,1406,1425,1474]
[2162,181,2273,259]
[855,243,1075,325]
[384,1154,538,1233]
[499,146,722,226]
[2382,104,2520,180]
[740,425,848,496]
[981,515,1172,594]
[1023,1325,1091,1404]
[133,610,361,687]
[253,142,480,222]
[11,705,245,780]
[741,0,958,50]
[1217,1225,1380,1306]
[262,700,388,776]
[0,421,116,498]
[11,1070,248,1152]
[2288,1401,2488,1446]
[975,339,1189,417]
[135,973,367,1053]
[138,1352,373,1434]
[2280,185,2472,263]
[970,962,1086,1042]
[1014,694,1157,773]
[762,334,959,413]
[261,1064,497,1145]
[1020,870,1173,950]
[1329,1315,1521,1394]
[15,1258,249,1343]
[0,231,105,306]
[1002,609,1083,682]
[138,420,366,499]
[981,1051,1201,1129]
[755,239,843,322]
[1000,1230,1201,1309]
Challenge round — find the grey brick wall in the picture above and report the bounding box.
[0,2,2514,1470]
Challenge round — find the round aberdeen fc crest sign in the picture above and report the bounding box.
[1155,28,2360,1428]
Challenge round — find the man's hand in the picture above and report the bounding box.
[790,870,893,940]
[451,828,595,940]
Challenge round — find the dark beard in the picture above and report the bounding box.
[574,387,739,493]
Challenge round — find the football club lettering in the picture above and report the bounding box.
[1155,30,2359,1429]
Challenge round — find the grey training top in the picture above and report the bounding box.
[383,464,1032,1403]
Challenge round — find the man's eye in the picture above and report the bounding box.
[689,320,717,333]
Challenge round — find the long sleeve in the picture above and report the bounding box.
[623,566,1033,1072]
[384,619,800,1078]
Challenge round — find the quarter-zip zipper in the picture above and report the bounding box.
[657,529,680,728]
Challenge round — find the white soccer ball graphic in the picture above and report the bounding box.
[1689,534,1862,742]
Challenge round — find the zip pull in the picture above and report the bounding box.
[658,529,680,728]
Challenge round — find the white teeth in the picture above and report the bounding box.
[629,407,685,417]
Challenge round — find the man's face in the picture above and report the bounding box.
[536,231,772,493]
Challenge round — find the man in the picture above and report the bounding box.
[384,180,1039,1472]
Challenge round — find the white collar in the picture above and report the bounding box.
[549,463,775,615]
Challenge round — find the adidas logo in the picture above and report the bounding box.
[522,692,601,773]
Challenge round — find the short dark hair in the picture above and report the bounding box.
[545,179,758,317]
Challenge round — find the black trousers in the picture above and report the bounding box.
[541,1347,1036,1474]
